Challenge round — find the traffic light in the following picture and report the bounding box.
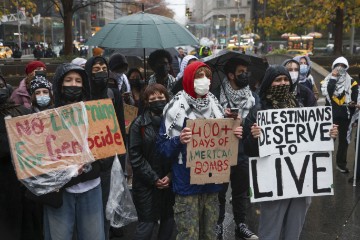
[186,7,190,16]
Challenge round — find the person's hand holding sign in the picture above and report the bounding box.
[180,127,192,144]
[251,123,262,139]
[330,124,339,139]
[233,126,243,139]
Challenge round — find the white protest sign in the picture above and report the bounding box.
[249,152,334,202]
[257,106,334,158]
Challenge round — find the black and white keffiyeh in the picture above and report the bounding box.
[219,78,255,119]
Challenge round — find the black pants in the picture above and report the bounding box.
[335,119,351,169]
[217,162,249,225]
[133,218,175,240]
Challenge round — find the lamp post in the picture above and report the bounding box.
[236,0,240,46]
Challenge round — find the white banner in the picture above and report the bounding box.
[257,106,334,158]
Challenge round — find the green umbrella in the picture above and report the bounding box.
[86,12,198,78]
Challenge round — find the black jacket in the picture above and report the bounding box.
[128,110,174,221]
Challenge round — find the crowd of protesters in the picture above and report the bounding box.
[4,44,359,240]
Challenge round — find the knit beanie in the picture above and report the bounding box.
[109,53,128,71]
[30,76,52,95]
[25,61,46,75]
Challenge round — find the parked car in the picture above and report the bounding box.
[0,46,13,58]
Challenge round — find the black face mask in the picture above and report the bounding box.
[92,71,108,90]
[0,88,9,104]
[235,72,250,89]
[129,78,144,90]
[62,86,83,102]
[156,65,170,77]
[148,100,167,115]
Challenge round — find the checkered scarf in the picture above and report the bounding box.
[266,85,297,109]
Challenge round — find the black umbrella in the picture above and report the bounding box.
[201,50,269,93]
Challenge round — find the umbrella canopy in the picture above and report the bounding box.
[86,12,198,49]
[307,32,322,38]
[201,50,269,92]
[281,33,298,39]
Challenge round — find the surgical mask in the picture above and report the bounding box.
[62,86,82,102]
[92,71,108,89]
[235,72,250,88]
[194,76,211,96]
[156,65,170,77]
[337,66,346,76]
[289,72,299,84]
[36,95,51,107]
[0,88,9,104]
[299,65,308,75]
[148,100,167,115]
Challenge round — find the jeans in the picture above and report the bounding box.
[44,184,105,240]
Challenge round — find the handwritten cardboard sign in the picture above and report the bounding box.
[124,104,138,134]
[249,106,334,202]
[6,99,126,180]
[186,118,240,184]
[257,106,334,158]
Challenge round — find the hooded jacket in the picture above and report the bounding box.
[10,78,31,108]
[282,59,317,107]
[244,65,299,157]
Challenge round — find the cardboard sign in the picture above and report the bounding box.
[124,103,138,134]
[6,99,126,180]
[249,106,334,202]
[186,118,240,184]
[257,106,334,158]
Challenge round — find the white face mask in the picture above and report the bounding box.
[194,76,211,96]
[289,71,299,84]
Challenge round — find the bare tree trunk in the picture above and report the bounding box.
[333,4,344,56]
[63,12,74,56]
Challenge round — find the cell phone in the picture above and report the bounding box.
[230,108,239,114]
[35,70,46,77]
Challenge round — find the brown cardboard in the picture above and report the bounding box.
[123,103,138,134]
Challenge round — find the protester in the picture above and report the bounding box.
[199,46,212,58]
[11,60,46,108]
[0,75,35,239]
[71,57,87,68]
[147,49,176,98]
[43,63,105,240]
[215,58,259,240]
[171,55,198,95]
[129,84,175,240]
[127,68,145,109]
[244,65,338,240]
[158,61,243,239]
[29,76,54,113]
[172,47,186,77]
[85,56,127,240]
[321,56,358,173]
[282,59,317,107]
[293,55,319,99]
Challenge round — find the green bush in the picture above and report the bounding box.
[268,49,287,55]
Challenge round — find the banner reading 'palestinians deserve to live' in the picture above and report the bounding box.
[6,99,126,180]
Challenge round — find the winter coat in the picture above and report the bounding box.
[129,110,174,221]
[10,78,31,109]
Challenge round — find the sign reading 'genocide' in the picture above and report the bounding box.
[6,99,126,180]
[249,106,334,203]
[186,118,240,184]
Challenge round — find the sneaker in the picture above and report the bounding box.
[235,223,258,240]
[215,223,223,240]
[336,165,350,173]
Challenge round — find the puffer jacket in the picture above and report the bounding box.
[10,78,31,108]
[129,110,174,221]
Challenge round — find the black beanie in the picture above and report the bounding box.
[109,53,128,71]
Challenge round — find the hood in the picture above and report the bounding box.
[282,58,299,68]
[84,56,110,81]
[332,56,349,70]
[52,63,90,107]
[108,53,128,71]
[176,55,198,80]
[293,55,312,76]
[258,65,294,100]
[183,61,211,98]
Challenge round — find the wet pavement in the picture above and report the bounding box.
[112,129,360,240]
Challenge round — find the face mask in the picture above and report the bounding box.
[92,71,108,89]
[337,66,346,76]
[0,88,9,104]
[130,78,143,90]
[267,84,291,100]
[235,72,250,88]
[299,65,308,75]
[194,76,211,96]
[36,95,51,107]
[289,72,299,84]
[156,65,170,77]
[62,86,83,102]
[148,100,167,115]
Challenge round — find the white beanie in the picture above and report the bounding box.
[71,57,87,67]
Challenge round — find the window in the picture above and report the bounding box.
[217,0,225,8]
